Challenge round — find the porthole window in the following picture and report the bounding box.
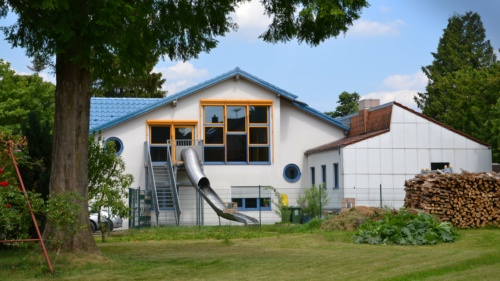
[105,137,123,155]
[283,164,301,183]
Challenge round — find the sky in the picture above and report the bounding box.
[1,0,499,113]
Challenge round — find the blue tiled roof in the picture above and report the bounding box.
[90,98,163,131]
[89,68,348,132]
[291,102,349,131]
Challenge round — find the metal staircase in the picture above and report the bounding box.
[144,142,181,226]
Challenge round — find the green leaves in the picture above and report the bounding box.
[261,0,369,46]
[325,91,360,118]
[88,133,133,241]
[297,184,330,218]
[0,60,55,136]
[354,209,457,245]
[416,11,500,161]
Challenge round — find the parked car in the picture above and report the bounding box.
[89,209,123,232]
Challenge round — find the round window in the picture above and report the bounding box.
[283,164,301,183]
[105,137,124,155]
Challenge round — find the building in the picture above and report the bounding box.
[90,68,347,226]
[306,101,492,210]
[90,68,492,226]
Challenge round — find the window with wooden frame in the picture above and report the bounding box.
[147,121,196,162]
[202,100,272,164]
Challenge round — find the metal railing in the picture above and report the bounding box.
[144,141,160,226]
[166,143,181,225]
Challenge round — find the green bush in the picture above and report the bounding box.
[297,185,330,218]
[354,209,456,245]
[302,217,323,231]
[0,185,44,241]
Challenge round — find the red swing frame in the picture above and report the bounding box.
[0,145,53,274]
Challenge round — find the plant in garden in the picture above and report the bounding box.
[88,133,133,243]
[297,185,330,219]
[264,186,291,223]
[1,135,80,247]
[354,209,456,245]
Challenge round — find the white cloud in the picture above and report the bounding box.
[379,6,392,13]
[383,71,427,90]
[154,62,209,95]
[349,19,405,37]
[38,71,56,85]
[361,72,428,111]
[15,70,56,85]
[230,1,272,40]
[361,89,420,110]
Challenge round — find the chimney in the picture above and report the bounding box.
[356,99,379,134]
[358,108,369,134]
[358,99,380,110]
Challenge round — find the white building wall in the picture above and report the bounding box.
[306,150,343,211]
[342,105,492,209]
[279,102,345,210]
[98,77,345,225]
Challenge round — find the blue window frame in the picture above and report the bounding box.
[283,164,301,183]
[231,197,272,211]
[105,137,124,155]
[310,167,315,186]
[203,102,272,164]
[321,165,326,188]
[333,163,339,188]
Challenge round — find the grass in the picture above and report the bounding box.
[1,225,499,280]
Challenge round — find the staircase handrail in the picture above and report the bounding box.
[144,141,160,226]
[166,141,181,225]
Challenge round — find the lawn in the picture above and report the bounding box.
[1,226,499,280]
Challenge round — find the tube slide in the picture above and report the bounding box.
[181,147,259,225]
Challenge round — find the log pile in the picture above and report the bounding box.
[404,171,500,228]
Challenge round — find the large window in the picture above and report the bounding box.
[202,101,272,164]
[149,125,171,162]
[148,121,196,162]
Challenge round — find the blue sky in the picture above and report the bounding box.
[1,0,499,112]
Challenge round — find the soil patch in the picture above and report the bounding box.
[321,206,386,231]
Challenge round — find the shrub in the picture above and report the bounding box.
[1,135,80,246]
[354,209,456,245]
[302,217,323,231]
[297,185,330,218]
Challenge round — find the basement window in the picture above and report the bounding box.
[231,197,272,211]
[431,162,449,170]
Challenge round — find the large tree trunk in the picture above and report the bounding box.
[44,50,99,253]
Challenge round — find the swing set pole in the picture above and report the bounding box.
[8,147,54,274]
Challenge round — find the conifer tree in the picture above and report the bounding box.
[415,11,497,120]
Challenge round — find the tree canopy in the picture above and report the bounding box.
[88,134,133,243]
[325,91,360,118]
[0,0,369,252]
[415,11,497,119]
[92,57,167,98]
[414,11,500,162]
[0,59,55,136]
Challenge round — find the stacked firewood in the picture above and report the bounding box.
[404,171,500,228]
